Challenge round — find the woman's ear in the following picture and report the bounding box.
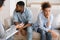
[0,7,2,11]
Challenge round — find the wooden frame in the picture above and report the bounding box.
[26,2,60,7]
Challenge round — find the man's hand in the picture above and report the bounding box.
[23,23,32,28]
[16,23,24,30]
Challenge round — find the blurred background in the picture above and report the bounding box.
[0,0,60,40]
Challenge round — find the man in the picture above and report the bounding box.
[13,1,33,40]
[0,0,6,40]
[33,2,57,40]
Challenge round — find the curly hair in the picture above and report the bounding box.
[16,1,25,6]
[41,2,51,10]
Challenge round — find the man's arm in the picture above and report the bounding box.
[13,11,22,29]
[23,23,32,28]
[23,8,33,28]
[13,11,20,25]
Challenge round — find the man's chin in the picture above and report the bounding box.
[16,11,23,13]
[16,11,20,12]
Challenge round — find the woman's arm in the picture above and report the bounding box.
[0,23,6,39]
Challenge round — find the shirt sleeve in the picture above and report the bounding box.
[27,9,33,24]
[38,14,49,32]
[47,14,53,29]
[0,23,6,39]
[13,11,19,22]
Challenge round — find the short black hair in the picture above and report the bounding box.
[41,2,51,10]
[16,1,25,6]
[0,0,5,7]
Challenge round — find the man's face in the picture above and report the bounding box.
[16,5,24,13]
[43,8,51,18]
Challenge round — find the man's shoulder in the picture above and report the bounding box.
[25,7,31,12]
[14,10,19,13]
[13,10,19,15]
[24,7,32,15]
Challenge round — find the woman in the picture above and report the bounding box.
[0,0,6,40]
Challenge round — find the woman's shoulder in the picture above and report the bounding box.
[0,21,3,26]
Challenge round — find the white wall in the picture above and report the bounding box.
[10,0,16,16]
[27,0,60,3]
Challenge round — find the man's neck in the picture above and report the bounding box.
[20,12,24,14]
